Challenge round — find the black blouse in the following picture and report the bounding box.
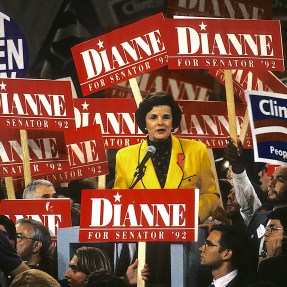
[147,136,172,188]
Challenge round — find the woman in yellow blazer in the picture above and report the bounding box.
[114,92,220,223]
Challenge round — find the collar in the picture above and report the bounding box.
[213,269,238,287]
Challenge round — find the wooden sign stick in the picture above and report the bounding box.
[5,177,16,199]
[20,130,32,186]
[129,77,146,287]
[239,108,249,145]
[224,70,238,146]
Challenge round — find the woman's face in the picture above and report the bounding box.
[145,105,173,141]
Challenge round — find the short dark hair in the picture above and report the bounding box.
[210,224,248,269]
[135,92,182,134]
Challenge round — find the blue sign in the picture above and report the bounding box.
[246,90,287,165]
[0,12,29,78]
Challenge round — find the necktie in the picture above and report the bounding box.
[115,243,131,277]
[209,283,215,287]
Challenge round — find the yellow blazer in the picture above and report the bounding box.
[114,135,220,222]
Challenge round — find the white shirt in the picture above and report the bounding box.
[212,269,238,287]
[232,170,262,225]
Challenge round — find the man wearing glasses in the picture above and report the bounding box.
[256,206,287,287]
[198,224,249,287]
[15,218,56,279]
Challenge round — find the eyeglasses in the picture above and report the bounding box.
[265,225,283,234]
[16,233,36,242]
[203,240,222,250]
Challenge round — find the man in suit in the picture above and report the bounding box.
[199,224,249,287]
[224,137,287,276]
[257,207,287,287]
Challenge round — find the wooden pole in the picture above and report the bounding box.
[224,70,237,146]
[20,130,32,186]
[239,108,249,144]
[129,77,145,287]
[5,177,15,199]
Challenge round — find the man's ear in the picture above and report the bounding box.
[32,241,43,253]
[222,248,233,261]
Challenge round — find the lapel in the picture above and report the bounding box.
[165,135,184,188]
[141,135,184,189]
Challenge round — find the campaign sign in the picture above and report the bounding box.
[209,70,287,103]
[0,12,29,78]
[165,18,284,71]
[0,78,75,130]
[166,0,272,19]
[74,98,252,149]
[0,199,71,236]
[13,125,109,188]
[246,91,287,165]
[103,66,212,101]
[79,189,198,242]
[71,13,167,96]
[0,130,69,177]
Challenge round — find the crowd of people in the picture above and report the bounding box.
[0,92,287,287]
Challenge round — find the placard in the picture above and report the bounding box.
[0,199,71,236]
[166,0,272,19]
[246,90,287,165]
[0,130,68,177]
[209,69,287,103]
[0,11,29,78]
[79,189,198,242]
[71,13,167,96]
[165,18,284,71]
[13,125,109,189]
[0,78,75,130]
[74,98,252,149]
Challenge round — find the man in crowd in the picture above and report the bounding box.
[64,246,149,287]
[22,179,56,199]
[224,137,287,275]
[16,218,56,278]
[198,224,249,287]
[256,206,287,287]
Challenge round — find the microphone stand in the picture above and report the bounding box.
[129,166,146,189]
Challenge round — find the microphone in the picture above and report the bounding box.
[134,145,156,176]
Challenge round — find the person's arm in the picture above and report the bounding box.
[224,137,262,225]
[9,262,29,277]
[0,231,29,277]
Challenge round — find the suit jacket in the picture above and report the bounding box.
[114,135,219,222]
[257,254,287,287]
